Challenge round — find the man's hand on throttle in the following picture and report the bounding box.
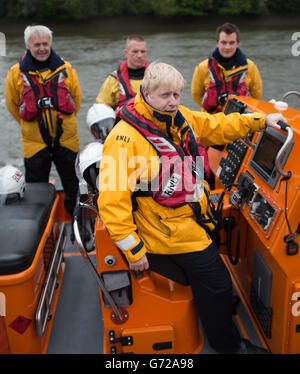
[265,113,287,130]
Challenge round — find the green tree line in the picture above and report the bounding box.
[0,0,300,21]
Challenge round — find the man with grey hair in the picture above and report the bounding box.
[96,35,149,112]
[5,25,82,215]
[98,62,284,354]
[24,24,53,51]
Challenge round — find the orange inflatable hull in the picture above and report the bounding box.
[0,185,68,354]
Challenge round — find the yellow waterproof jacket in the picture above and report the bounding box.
[191,56,262,110]
[5,50,82,158]
[96,70,143,108]
[98,91,266,263]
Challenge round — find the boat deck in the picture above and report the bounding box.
[46,224,103,354]
[46,224,267,354]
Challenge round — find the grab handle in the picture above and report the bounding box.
[275,121,293,179]
[281,91,300,101]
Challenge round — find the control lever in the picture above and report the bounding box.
[243,133,256,149]
[277,120,289,131]
[275,121,293,179]
[134,270,144,279]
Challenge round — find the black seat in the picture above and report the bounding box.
[0,183,57,275]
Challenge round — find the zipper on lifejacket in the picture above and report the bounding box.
[48,108,55,147]
[220,70,228,98]
[39,72,55,146]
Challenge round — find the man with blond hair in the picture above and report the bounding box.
[98,62,283,354]
[96,35,149,112]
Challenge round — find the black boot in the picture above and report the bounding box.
[217,339,270,354]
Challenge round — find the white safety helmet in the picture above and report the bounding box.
[0,165,25,205]
[86,103,115,143]
[75,142,103,191]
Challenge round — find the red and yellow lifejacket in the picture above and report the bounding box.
[119,97,211,207]
[202,56,250,113]
[115,60,149,112]
[18,69,75,122]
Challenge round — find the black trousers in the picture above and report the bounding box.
[169,242,241,351]
[24,146,78,215]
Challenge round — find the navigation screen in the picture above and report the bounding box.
[252,132,283,176]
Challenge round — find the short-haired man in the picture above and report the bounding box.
[191,23,262,113]
[98,62,283,354]
[96,35,148,112]
[5,25,82,215]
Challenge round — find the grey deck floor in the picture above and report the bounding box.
[47,225,103,354]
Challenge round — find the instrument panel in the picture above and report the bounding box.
[213,96,300,352]
[216,97,296,241]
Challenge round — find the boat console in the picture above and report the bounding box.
[209,95,300,353]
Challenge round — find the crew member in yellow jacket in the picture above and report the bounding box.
[5,25,82,214]
[96,35,149,112]
[98,62,284,354]
[191,23,262,113]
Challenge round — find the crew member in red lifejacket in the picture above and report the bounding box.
[98,62,284,354]
[5,25,82,215]
[96,35,149,113]
[191,23,262,113]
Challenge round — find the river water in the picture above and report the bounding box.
[0,19,300,177]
